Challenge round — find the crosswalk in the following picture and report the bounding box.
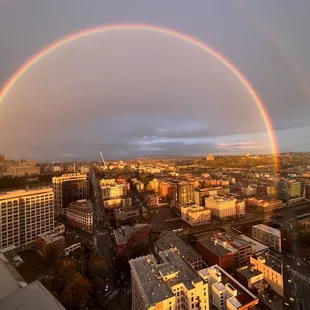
[102,288,131,306]
[291,269,310,284]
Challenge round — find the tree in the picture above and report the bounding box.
[56,259,77,284]
[88,255,107,279]
[61,273,90,309]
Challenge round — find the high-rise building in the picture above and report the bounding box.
[66,199,93,233]
[277,180,304,200]
[52,173,89,216]
[130,248,258,310]
[0,188,54,250]
[173,182,194,209]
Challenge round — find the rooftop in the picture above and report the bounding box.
[237,265,263,280]
[238,235,269,254]
[113,224,148,244]
[0,187,53,200]
[254,253,282,274]
[129,249,202,307]
[198,232,252,256]
[0,281,65,310]
[0,253,64,309]
[205,196,237,202]
[203,265,258,306]
[252,224,281,238]
[67,199,93,212]
[154,231,201,263]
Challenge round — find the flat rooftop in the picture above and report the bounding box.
[0,280,65,310]
[0,187,53,200]
[129,249,202,307]
[198,238,234,256]
[205,196,236,202]
[252,224,281,238]
[38,231,64,244]
[237,265,262,279]
[238,235,269,254]
[204,265,258,306]
[113,224,148,244]
[154,231,201,262]
[254,253,282,274]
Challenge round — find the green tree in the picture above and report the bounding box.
[61,273,90,310]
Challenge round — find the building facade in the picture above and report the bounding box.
[102,184,127,199]
[113,224,149,259]
[250,253,284,296]
[205,196,240,218]
[181,204,211,226]
[0,188,54,250]
[52,173,89,216]
[36,229,66,259]
[66,199,93,233]
[252,224,282,253]
[130,249,258,310]
[153,231,203,270]
[173,182,194,209]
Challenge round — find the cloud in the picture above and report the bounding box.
[216,142,257,149]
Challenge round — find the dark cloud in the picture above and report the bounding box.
[0,1,310,160]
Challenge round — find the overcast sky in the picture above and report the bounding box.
[0,1,310,161]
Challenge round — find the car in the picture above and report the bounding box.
[297,262,300,266]
[105,285,109,292]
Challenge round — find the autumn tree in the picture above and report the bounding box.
[61,273,90,310]
[88,255,107,279]
[56,259,77,284]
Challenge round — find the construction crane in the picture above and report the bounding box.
[100,151,106,167]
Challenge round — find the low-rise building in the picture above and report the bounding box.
[181,204,211,226]
[102,183,127,199]
[145,193,160,207]
[103,197,132,209]
[130,248,258,310]
[36,229,65,260]
[197,232,252,270]
[6,165,40,177]
[204,196,244,218]
[113,224,149,259]
[252,224,282,253]
[130,248,210,310]
[66,199,93,233]
[247,198,283,212]
[241,186,257,197]
[250,253,284,297]
[200,265,259,310]
[114,207,147,222]
[153,231,202,270]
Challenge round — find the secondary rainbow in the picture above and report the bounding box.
[0,23,279,171]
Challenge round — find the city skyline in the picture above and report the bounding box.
[1,1,310,160]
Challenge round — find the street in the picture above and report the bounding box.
[91,173,114,290]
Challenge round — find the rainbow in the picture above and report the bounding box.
[0,23,278,171]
